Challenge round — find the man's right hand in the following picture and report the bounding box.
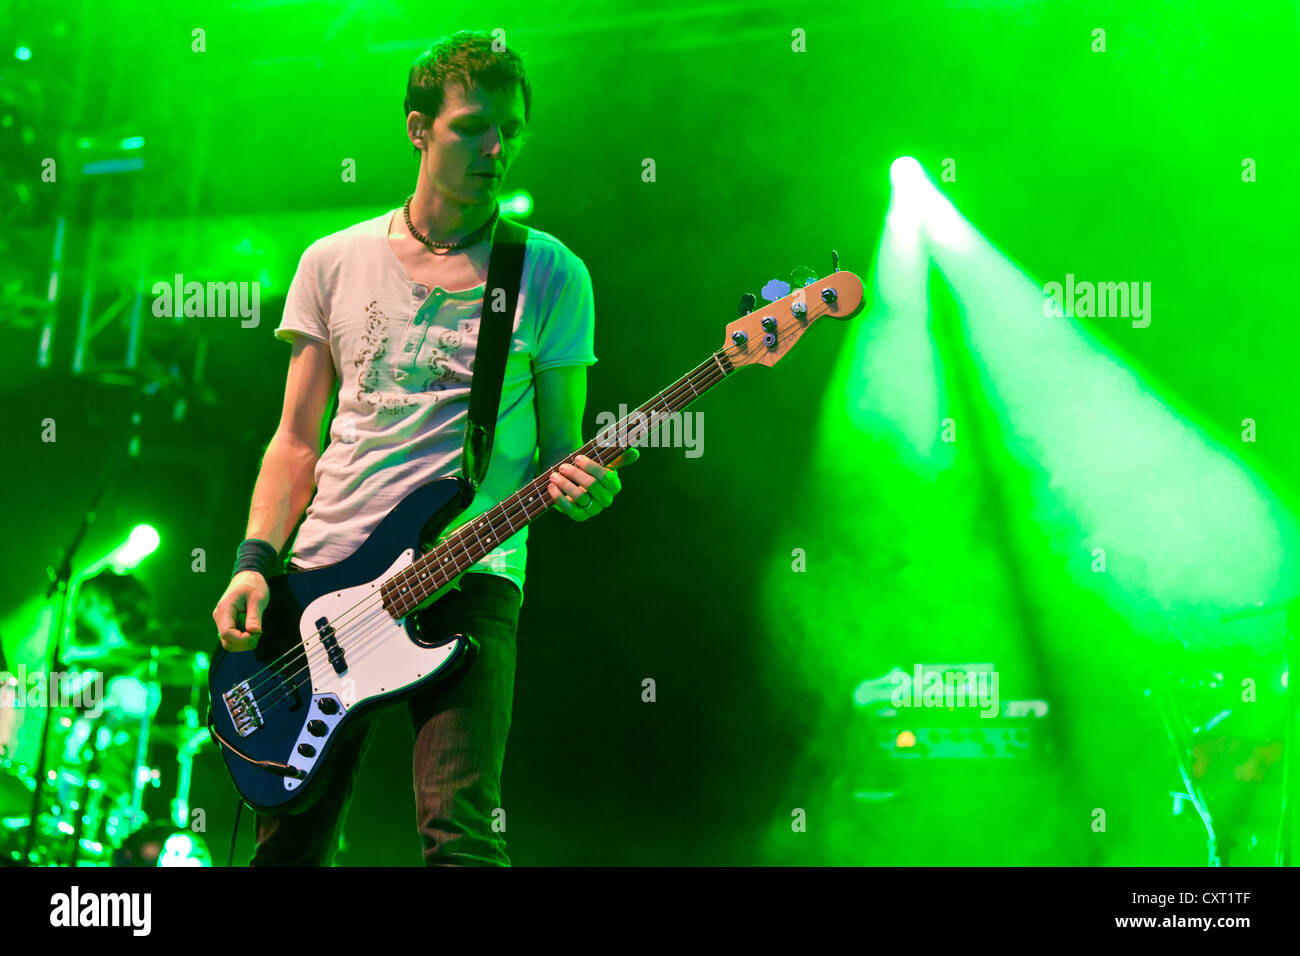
[214,571,271,652]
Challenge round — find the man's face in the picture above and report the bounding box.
[417,80,526,206]
[75,591,123,645]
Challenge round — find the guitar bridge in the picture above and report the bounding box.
[223,680,264,737]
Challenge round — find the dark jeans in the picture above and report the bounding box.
[250,571,522,866]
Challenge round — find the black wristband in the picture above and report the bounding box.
[232,538,280,580]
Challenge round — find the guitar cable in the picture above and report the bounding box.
[228,799,242,868]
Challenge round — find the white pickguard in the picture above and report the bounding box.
[298,549,460,708]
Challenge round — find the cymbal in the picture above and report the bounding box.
[1220,596,1300,622]
[63,646,209,685]
[146,726,211,751]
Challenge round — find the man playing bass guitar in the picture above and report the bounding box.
[211,31,636,866]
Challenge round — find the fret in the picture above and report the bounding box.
[385,347,741,621]
[468,522,486,555]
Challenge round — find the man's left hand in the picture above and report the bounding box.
[548,449,639,521]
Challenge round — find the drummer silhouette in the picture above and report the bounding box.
[0,571,154,761]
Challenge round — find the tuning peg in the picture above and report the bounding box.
[738,292,757,316]
[832,249,840,273]
[761,279,791,303]
[788,266,817,289]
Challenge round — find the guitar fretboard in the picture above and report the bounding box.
[379,347,736,618]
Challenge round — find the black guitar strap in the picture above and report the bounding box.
[462,216,528,492]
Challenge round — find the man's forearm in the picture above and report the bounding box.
[244,430,320,553]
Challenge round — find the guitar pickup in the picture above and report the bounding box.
[315,616,348,675]
[223,680,263,737]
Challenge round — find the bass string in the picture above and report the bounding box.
[233,302,833,711]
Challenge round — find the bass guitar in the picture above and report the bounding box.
[208,268,864,812]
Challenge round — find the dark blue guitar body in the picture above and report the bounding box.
[207,477,477,814]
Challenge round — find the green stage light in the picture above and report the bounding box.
[110,524,161,572]
[754,158,1298,865]
[833,175,950,470]
[159,831,212,867]
[500,189,533,218]
[111,825,212,866]
[911,162,1300,643]
[889,156,970,253]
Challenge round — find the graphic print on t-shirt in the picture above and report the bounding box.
[354,299,476,417]
[272,213,598,593]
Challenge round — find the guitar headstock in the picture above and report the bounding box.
[723,270,865,369]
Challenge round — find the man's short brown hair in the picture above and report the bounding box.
[404,31,532,156]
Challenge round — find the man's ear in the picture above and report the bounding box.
[406,111,428,149]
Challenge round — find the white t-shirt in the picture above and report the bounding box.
[273,208,598,599]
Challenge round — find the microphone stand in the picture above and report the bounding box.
[1219,595,1298,866]
[1148,672,1221,867]
[22,446,128,865]
[1278,600,1297,867]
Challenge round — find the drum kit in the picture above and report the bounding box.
[0,636,213,866]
